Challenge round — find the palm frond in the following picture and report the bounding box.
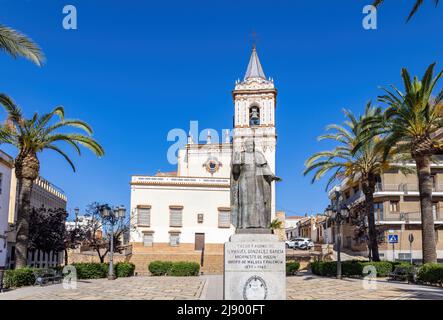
[0,24,44,66]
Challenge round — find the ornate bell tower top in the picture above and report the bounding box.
[232,47,277,129]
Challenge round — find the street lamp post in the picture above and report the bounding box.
[99,204,126,280]
[74,207,80,229]
[325,190,349,280]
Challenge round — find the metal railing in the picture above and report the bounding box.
[375,183,443,193]
[375,211,441,222]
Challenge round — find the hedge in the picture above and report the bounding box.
[3,268,36,289]
[311,260,405,278]
[148,261,200,276]
[417,263,443,286]
[115,262,136,278]
[286,261,300,276]
[148,261,173,276]
[71,263,108,279]
[168,262,200,276]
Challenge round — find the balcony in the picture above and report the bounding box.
[375,183,443,193]
[375,211,441,222]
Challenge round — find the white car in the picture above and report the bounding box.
[286,238,314,250]
[285,238,298,248]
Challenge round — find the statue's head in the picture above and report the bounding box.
[245,139,254,153]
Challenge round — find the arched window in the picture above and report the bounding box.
[249,106,260,127]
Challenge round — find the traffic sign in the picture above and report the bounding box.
[388,234,398,244]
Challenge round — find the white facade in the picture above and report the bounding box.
[0,150,14,269]
[130,47,278,248]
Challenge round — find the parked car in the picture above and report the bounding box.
[285,238,314,250]
[285,238,298,248]
[293,238,314,250]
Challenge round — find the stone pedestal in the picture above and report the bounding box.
[224,233,286,300]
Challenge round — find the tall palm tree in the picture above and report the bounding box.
[0,24,44,66]
[304,104,411,261]
[373,0,440,22]
[0,94,104,268]
[374,63,443,263]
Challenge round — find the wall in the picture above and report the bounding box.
[0,154,13,268]
[130,183,234,244]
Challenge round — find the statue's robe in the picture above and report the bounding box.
[230,150,272,229]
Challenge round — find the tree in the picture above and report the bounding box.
[81,202,129,263]
[0,95,104,268]
[304,104,411,261]
[373,63,443,263]
[373,0,440,22]
[0,24,44,66]
[28,206,68,262]
[269,218,283,231]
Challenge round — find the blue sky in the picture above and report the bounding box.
[1,0,442,219]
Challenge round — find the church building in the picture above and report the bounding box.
[129,47,278,274]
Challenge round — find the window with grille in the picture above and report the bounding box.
[137,206,151,226]
[170,233,180,246]
[170,208,183,227]
[143,232,153,247]
[197,214,204,224]
[218,210,231,228]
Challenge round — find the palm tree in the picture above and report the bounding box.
[374,63,443,263]
[0,94,104,268]
[373,0,440,22]
[304,104,411,261]
[0,24,44,66]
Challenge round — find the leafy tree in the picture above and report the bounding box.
[0,95,104,268]
[0,24,44,65]
[28,206,68,262]
[304,104,412,261]
[372,63,443,263]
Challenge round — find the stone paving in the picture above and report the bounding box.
[286,272,443,300]
[1,272,442,300]
[0,276,205,300]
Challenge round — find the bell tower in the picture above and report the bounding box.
[232,46,278,218]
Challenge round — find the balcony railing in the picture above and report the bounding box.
[375,183,443,193]
[375,211,441,222]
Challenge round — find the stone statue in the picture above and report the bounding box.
[231,139,281,230]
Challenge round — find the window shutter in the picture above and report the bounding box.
[170,233,180,246]
[138,207,151,226]
[170,209,182,227]
[218,210,231,228]
[143,233,153,247]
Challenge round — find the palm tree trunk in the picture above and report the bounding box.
[415,155,437,263]
[14,178,33,268]
[14,151,40,269]
[362,176,380,262]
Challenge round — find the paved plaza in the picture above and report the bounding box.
[1,272,442,300]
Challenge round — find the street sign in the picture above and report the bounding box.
[408,234,414,243]
[388,234,398,244]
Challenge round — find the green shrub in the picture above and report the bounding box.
[115,262,135,277]
[71,263,108,279]
[286,261,300,276]
[311,261,337,276]
[311,260,398,278]
[168,262,200,276]
[417,263,443,285]
[3,268,36,289]
[148,261,173,276]
[362,261,394,277]
[148,261,200,276]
